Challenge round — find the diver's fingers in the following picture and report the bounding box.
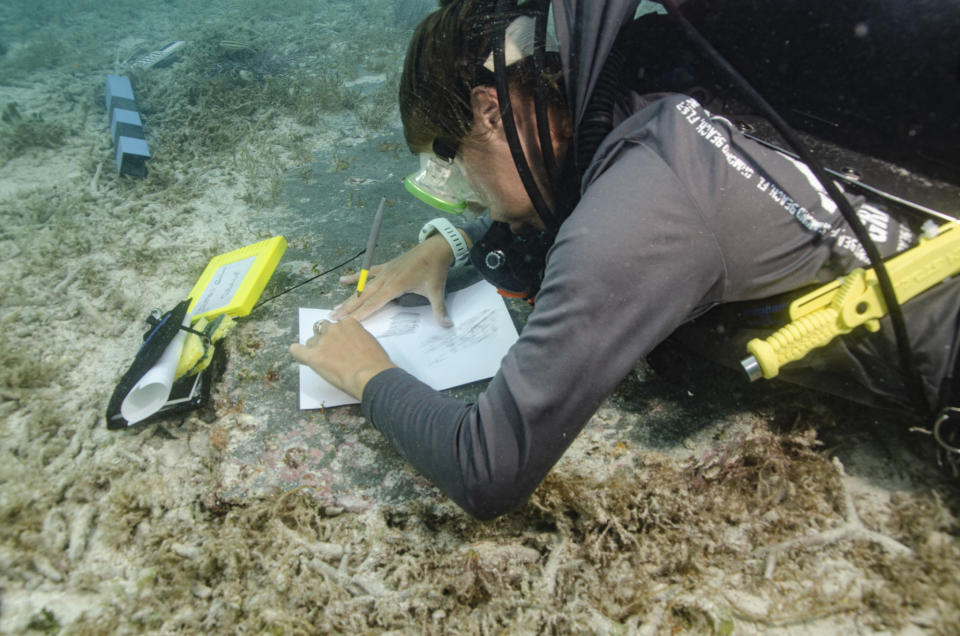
[329,293,363,320]
[430,297,453,328]
[424,277,453,327]
[330,281,392,321]
[338,263,384,286]
[339,271,360,285]
[341,294,392,322]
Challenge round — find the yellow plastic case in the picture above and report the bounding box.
[187,236,287,322]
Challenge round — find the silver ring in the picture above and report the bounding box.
[313,320,328,336]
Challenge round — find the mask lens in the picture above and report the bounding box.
[404,154,483,214]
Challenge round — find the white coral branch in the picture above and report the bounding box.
[758,457,912,578]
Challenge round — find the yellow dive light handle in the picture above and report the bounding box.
[742,222,960,381]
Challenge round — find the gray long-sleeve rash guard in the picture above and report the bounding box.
[361,94,960,520]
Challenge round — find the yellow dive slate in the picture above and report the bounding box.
[187,236,287,322]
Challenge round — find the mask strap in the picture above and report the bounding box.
[493,0,559,233]
[532,1,561,194]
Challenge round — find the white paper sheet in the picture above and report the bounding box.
[120,312,191,424]
[297,280,519,409]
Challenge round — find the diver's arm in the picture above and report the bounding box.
[362,144,725,519]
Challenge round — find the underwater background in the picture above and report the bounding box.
[1,1,959,633]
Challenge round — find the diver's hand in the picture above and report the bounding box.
[289,318,396,400]
[332,233,467,327]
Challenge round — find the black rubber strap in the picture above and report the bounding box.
[493,0,559,233]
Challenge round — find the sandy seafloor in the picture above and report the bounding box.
[1,1,959,633]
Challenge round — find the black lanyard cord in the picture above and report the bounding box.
[252,249,366,312]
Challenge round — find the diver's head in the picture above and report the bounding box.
[399,0,568,223]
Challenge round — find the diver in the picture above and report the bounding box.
[290,0,960,519]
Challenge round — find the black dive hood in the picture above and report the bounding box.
[487,0,960,414]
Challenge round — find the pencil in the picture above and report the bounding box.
[356,196,386,294]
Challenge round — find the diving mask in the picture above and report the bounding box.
[404,153,483,215]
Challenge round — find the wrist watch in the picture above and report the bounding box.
[418,217,470,267]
